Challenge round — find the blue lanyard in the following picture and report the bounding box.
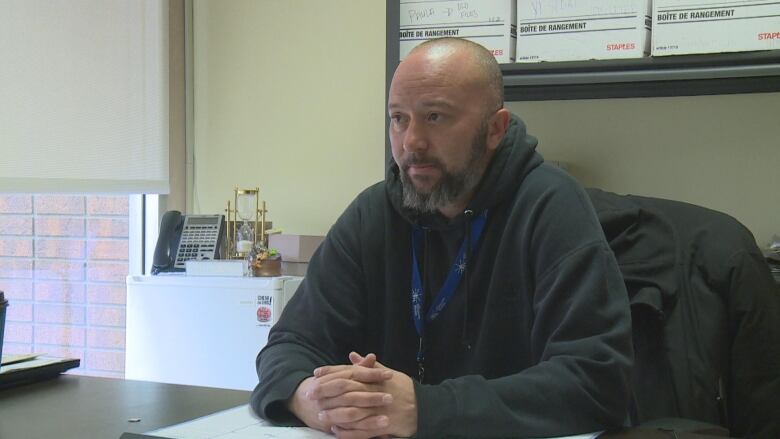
[410,210,488,381]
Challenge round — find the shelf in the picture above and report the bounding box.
[500,50,780,100]
[385,1,780,101]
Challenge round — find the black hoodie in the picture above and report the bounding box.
[251,114,633,438]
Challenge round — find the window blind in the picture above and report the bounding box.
[0,0,169,194]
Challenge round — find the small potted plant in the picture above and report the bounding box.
[252,247,282,277]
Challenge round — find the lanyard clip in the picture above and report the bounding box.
[416,337,425,383]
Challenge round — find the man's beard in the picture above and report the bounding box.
[399,122,489,214]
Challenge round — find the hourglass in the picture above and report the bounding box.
[225,187,268,259]
[236,189,258,256]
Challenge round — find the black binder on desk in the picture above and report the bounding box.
[0,354,80,390]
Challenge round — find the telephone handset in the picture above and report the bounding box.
[151,211,225,275]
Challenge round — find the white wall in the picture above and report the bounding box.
[192,0,385,235]
[192,1,778,245]
[507,93,780,246]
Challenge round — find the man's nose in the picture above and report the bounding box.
[402,118,428,152]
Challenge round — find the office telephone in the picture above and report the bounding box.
[151,211,225,274]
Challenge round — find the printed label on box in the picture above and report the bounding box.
[653,1,780,55]
[400,0,517,63]
[257,295,273,326]
[516,0,651,62]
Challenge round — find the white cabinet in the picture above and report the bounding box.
[126,275,302,390]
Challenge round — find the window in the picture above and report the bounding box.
[0,1,179,378]
[0,194,136,378]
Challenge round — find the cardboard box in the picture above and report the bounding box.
[400,0,517,63]
[269,234,324,263]
[516,0,651,62]
[652,1,780,56]
[282,261,308,277]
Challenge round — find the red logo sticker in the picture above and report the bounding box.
[257,306,272,323]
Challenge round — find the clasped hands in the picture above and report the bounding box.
[287,352,418,439]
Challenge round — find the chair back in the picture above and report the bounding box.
[586,188,780,438]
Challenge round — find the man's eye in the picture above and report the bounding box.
[428,112,440,122]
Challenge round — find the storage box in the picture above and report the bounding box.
[269,234,324,263]
[281,261,309,277]
[400,0,517,63]
[652,1,780,56]
[516,0,651,62]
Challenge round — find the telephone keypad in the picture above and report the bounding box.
[173,216,224,269]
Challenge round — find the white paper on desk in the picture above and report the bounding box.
[149,403,601,439]
[149,405,331,439]
[1,353,42,366]
[0,356,64,374]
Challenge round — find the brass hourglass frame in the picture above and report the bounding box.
[225,187,267,259]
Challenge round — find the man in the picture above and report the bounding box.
[251,38,633,439]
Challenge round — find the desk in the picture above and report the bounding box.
[0,375,729,439]
[0,374,250,439]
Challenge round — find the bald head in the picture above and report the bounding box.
[388,38,511,217]
[404,38,504,113]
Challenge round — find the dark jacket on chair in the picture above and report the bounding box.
[587,188,780,438]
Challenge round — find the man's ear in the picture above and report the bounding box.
[487,108,510,151]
